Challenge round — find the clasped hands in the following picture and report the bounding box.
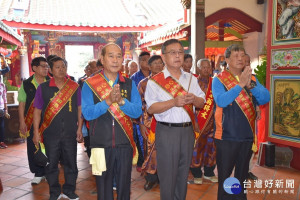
[106,84,123,106]
[239,66,253,89]
[174,93,195,107]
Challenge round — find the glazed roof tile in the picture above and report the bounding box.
[0,0,184,28]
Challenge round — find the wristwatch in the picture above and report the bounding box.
[118,98,125,106]
[249,80,257,89]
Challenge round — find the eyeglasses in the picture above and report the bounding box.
[151,61,164,65]
[39,65,49,68]
[164,50,184,56]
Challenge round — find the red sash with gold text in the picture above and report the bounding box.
[197,77,214,133]
[39,80,79,138]
[217,70,256,135]
[151,72,196,131]
[85,73,136,156]
[24,101,35,137]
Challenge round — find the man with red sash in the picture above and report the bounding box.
[212,44,270,200]
[130,51,150,173]
[190,59,218,184]
[138,55,164,191]
[33,56,83,200]
[18,57,49,185]
[145,39,205,200]
[81,43,142,200]
[244,54,261,181]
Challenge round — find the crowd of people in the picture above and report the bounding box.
[14,39,270,200]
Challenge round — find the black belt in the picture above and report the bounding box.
[158,121,192,127]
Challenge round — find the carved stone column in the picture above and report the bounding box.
[18,46,30,80]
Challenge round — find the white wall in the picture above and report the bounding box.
[243,1,269,71]
[243,32,263,71]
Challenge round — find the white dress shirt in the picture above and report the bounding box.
[145,67,205,123]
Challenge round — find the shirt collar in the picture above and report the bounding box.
[32,74,46,88]
[162,67,190,79]
[101,71,125,84]
[31,74,39,88]
[137,70,144,77]
[49,77,67,87]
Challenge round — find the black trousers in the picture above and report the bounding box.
[156,123,194,200]
[27,129,45,177]
[95,146,133,200]
[83,135,91,158]
[44,133,78,197]
[190,165,216,178]
[215,139,253,200]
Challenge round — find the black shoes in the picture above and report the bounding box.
[144,181,157,191]
[248,172,258,180]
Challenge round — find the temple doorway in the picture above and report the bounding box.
[65,45,94,81]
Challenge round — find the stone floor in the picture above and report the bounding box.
[0,140,299,200]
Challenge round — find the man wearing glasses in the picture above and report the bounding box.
[18,57,50,185]
[145,39,205,200]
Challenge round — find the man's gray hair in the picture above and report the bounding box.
[197,59,210,68]
[128,60,138,69]
[224,44,245,58]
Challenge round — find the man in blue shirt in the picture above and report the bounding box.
[212,44,270,200]
[130,51,150,172]
[81,43,142,200]
[130,51,150,86]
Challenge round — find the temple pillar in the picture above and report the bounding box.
[191,0,205,63]
[18,46,30,80]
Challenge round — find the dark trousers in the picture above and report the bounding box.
[27,129,45,177]
[190,165,216,178]
[156,123,194,200]
[215,139,253,200]
[133,124,144,167]
[95,146,133,200]
[84,135,91,158]
[44,133,78,196]
[0,117,4,142]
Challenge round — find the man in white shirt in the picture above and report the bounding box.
[145,39,205,200]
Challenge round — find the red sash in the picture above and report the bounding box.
[121,72,129,78]
[151,72,196,130]
[22,101,35,137]
[39,79,79,138]
[217,70,256,136]
[85,73,136,156]
[197,77,214,133]
[148,117,157,144]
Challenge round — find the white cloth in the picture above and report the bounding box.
[145,67,205,123]
[90,148,106,176]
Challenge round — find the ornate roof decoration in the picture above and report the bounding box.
[139,22,187,46]
[181,0,191,9]
[0,20,23,45]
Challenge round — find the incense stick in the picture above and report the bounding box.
[187,74,192,92]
